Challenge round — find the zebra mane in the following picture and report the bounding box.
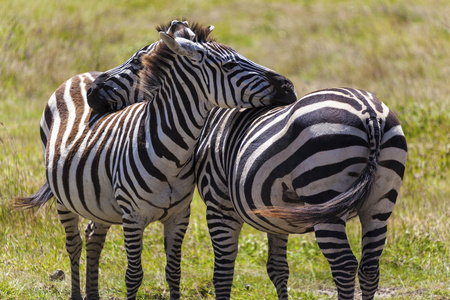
[155,20,215,43]
[139,20,215,98]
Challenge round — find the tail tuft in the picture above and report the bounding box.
[14,182,54,211]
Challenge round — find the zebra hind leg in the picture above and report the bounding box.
[266,233,289,300]
[162,207,191,300]
[358,193,398,300]
[57,203,83,300]
[358,219,386,300]
[314,221,358,300]
[84,221,111,300]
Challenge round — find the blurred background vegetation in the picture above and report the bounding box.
[1,0,449,299]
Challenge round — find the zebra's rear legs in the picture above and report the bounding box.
[358,216,390,300]
[57,203,83,300]
[84,221,110,300]
[314,221,358,300]
[357,178,400,300]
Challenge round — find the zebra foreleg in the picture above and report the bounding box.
[122,216,145,300]
[162,207,191,300]
[57,203,83,300]
[266,233,289,300]
[314,221,358,300]
[206,206,243,300]
[84,221,111,300]
[163,206,191,300]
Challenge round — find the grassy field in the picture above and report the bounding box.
[1,0,449,299]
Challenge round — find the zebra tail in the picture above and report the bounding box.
[255,117,381,229]
[14,181,54,211]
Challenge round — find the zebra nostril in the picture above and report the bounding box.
[282,79,295,92]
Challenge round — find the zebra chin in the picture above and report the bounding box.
[271,92,298,106]
[250,86,297,107]
[258,92,297,107]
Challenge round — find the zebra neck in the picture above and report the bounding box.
[140,92,208,169]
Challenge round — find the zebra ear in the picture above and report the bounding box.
[160,31,203,61]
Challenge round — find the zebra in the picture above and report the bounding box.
[16,20,297,300]
[76,27,407,299]
[194,88,407,300]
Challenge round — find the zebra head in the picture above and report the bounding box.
[143,21,297,109]
[87,43,154,113]
[87,20,297,113]
[87,21,201,113]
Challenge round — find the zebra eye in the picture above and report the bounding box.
[222,61,239,71]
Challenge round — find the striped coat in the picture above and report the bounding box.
[195,87,407,299]
[18,20,297,300]
[61,23,406,299]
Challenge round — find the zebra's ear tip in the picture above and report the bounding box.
[208,25,215,32]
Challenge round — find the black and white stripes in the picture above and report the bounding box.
[82,45,407,299]
[19,18,407,299]
[17,20,296,300]
[195,87,407,299]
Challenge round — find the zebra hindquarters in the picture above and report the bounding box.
[314,114,407,300]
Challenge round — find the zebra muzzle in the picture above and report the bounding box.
[268,73,297,105]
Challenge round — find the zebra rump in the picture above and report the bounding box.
[254,117,381,229]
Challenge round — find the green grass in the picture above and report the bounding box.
[1,0,449,299]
